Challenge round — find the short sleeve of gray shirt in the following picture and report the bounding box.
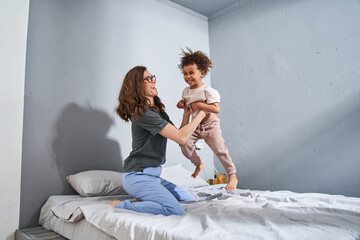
[123,108,173,172]
[134,109,169,136]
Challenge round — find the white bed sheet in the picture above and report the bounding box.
[39,195,132,240]
[39,185,360,240]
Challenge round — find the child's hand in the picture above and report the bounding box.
[177,100,185,109]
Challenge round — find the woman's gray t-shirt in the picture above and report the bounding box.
[123,108,173,172]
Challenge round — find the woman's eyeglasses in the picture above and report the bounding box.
[144,75,156,83]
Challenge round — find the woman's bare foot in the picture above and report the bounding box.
[108,200,121,208]
[225,174,238,190]
[191,162,205,178]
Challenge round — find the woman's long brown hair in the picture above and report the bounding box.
[116,66,165,122]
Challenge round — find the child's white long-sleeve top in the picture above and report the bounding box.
[181,84,220,118]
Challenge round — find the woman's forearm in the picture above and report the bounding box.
[178,111,205,143]
[159,110,205,145]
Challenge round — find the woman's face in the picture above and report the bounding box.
[143,70,158,99]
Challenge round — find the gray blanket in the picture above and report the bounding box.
[39,185,360,240]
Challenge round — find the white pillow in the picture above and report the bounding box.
[67,170,127,197]
[161,164,209,188]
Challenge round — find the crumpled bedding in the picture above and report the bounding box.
[39,184,360,240]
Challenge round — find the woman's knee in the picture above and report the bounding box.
[182,194,196,202]
[163,205,184,216]
[178,191,196,202]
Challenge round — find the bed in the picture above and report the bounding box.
[38,164,360,240]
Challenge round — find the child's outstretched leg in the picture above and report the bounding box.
[203,118,238,190]
[180,131,204,178]
[191,162,204,178]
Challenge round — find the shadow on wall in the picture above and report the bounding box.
[52,103,123,195]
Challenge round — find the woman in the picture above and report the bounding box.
[109,66,207,216]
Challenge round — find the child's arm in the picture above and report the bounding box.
[190,102,220,114]
[177,99,190,128]
[179,105,191,129]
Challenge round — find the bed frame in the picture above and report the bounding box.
[15,226,67,240]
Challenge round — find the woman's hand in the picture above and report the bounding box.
[190,101,204,112]
[197,109,209,116]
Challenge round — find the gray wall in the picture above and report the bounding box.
[21,0,211,227]
[209,0,360,197]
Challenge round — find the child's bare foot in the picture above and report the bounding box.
[108,200,121,208]
[225,174,238,190]
[191,162,205,178]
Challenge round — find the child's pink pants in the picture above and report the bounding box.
[180,117,236,175]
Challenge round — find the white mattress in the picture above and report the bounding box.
[39,185,360,240]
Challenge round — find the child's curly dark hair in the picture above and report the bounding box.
[178,47,212,76]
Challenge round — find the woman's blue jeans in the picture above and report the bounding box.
[116,166,196,216]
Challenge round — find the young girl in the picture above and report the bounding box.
[177,48,238,190]
[109,66,208,215]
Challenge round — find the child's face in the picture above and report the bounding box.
[182,64,204,89]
